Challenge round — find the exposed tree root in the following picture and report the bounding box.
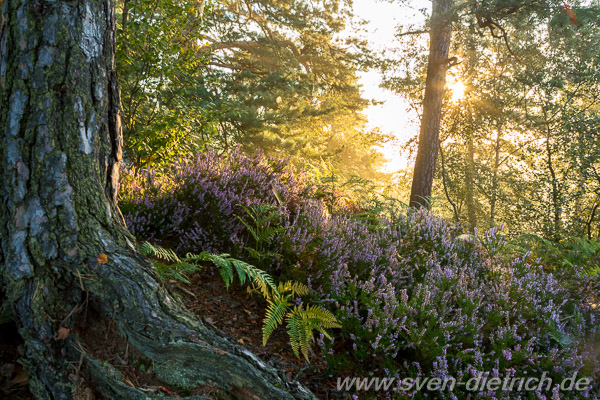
[56,243,317,399]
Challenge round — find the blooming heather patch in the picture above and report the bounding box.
[119,148,311,253]
[120,150,600,398]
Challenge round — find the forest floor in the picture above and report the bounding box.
[177,270,342,398]
[0,270,346,399]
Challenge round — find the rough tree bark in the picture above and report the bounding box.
[0,1,315,399]
[409,0,453,209]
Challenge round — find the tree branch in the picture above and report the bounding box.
[396,29,429,37]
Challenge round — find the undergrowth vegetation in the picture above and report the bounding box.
[139,241,340,361]
[121,150,600,399]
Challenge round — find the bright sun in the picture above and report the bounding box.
[449,79,467,102]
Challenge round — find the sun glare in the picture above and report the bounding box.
[450,79,466,103]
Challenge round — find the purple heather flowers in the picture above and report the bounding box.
[120,150,600,398]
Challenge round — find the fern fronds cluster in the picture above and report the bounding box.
[140,241,340,361]
[262,281,340,360]
[139,241,202,283]
[196,252,278,296]
[286,305,340,360]
[235,204,287,245]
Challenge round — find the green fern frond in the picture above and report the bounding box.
[140,242,205,283]
[286,311,303,359]
[299,305,341,330]
[184,252,213,263]
[284,305,341,360]
[243,263,278,295]
[199,252,278,295]
[140,241,180,263]
[277,281,310,297]
[235,204,287,247]
[235,215,261,242]
[262,297,290,346]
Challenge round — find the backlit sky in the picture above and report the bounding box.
[351,0,430,172]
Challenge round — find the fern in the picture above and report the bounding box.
[139,241,202,283]
[261,282,340,360]
[283,305,340,360]
[276,281,309,298]
[140,241,180,263]
[140,241,339,360]
[262,296,290,346]
[235,204,287,261]
[196,252,278,295]
[286,310,305,359]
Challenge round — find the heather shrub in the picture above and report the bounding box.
[120,148,312,254]
[312,221,600,398]
[121,150,600,398]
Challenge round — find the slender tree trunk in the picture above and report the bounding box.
[409,0,453,209]
[439,145,459,223]
[489,121,502,227]
[464,132,478,231]
[543,117,561,239]
[0,1,314,399]
[121,0,130,30]
[587,202,599,240]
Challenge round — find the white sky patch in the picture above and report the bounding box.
[351,0,430,172]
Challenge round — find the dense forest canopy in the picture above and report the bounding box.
[116,0,390,179]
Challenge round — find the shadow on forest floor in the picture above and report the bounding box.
[0,269,346,399]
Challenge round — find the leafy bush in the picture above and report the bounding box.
[263,281,341,360]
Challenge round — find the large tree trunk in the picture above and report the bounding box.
[409,0,453,209]
[0,1,314,399]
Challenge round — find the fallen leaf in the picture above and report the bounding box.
[55,327,71,340]
[158,386,172,395]
[237,338,245,345]
[97,254,108,264]
[10,368,28,386]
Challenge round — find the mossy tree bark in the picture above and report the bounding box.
[0,1,315,399]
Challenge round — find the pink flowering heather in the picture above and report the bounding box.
[120,150,600,399]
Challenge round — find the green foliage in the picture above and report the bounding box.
[139,241,179,263]
[286,305,340,361]
[235,204,287,266]
[193,252,277,297]
[508,234,600,274]
[383,0,600,239]
[116,0,219,168]
[116,0,389,179]
[235,204,287,248]
[139,241,339,360]
[139,241,202,284]
[201,0,386,176]
[262,282,340,360]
